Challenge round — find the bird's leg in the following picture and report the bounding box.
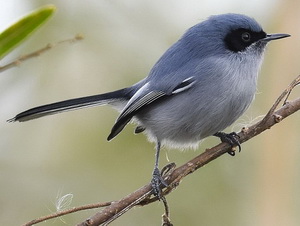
[151,141,168,200]
[214,132,241,156]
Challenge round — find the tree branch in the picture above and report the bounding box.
[0,34,83,73]
[23,75,300,226]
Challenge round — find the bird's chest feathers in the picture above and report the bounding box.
[218,53,261,95]
[217,54,261,115]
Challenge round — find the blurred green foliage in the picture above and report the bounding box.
[0,4,55,59]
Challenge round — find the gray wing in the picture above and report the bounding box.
[107,77,195,140]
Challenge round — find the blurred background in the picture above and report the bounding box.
[0,0,299,225]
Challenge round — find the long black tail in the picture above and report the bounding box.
[8,88,130,122]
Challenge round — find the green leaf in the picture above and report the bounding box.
[0,4,56,59]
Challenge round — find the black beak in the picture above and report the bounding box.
[262,33,290,42]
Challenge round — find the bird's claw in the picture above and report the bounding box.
[214,131,241,156]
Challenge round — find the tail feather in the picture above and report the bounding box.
[8,88,129,122]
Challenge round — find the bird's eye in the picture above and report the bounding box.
[241,32,251,42]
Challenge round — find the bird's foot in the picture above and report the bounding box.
[214,132,241,156]
[151,167,168,200]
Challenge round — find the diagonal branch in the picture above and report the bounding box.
[23,75,300,226]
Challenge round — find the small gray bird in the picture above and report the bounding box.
[9,13,290,198]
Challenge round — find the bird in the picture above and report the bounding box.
[8,13,290,199]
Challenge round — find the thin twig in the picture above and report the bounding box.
[161,196,172,226]
[283,79,300,105]
[0,34,83,73]
[22,201,111,226]
[261,74,300,125]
